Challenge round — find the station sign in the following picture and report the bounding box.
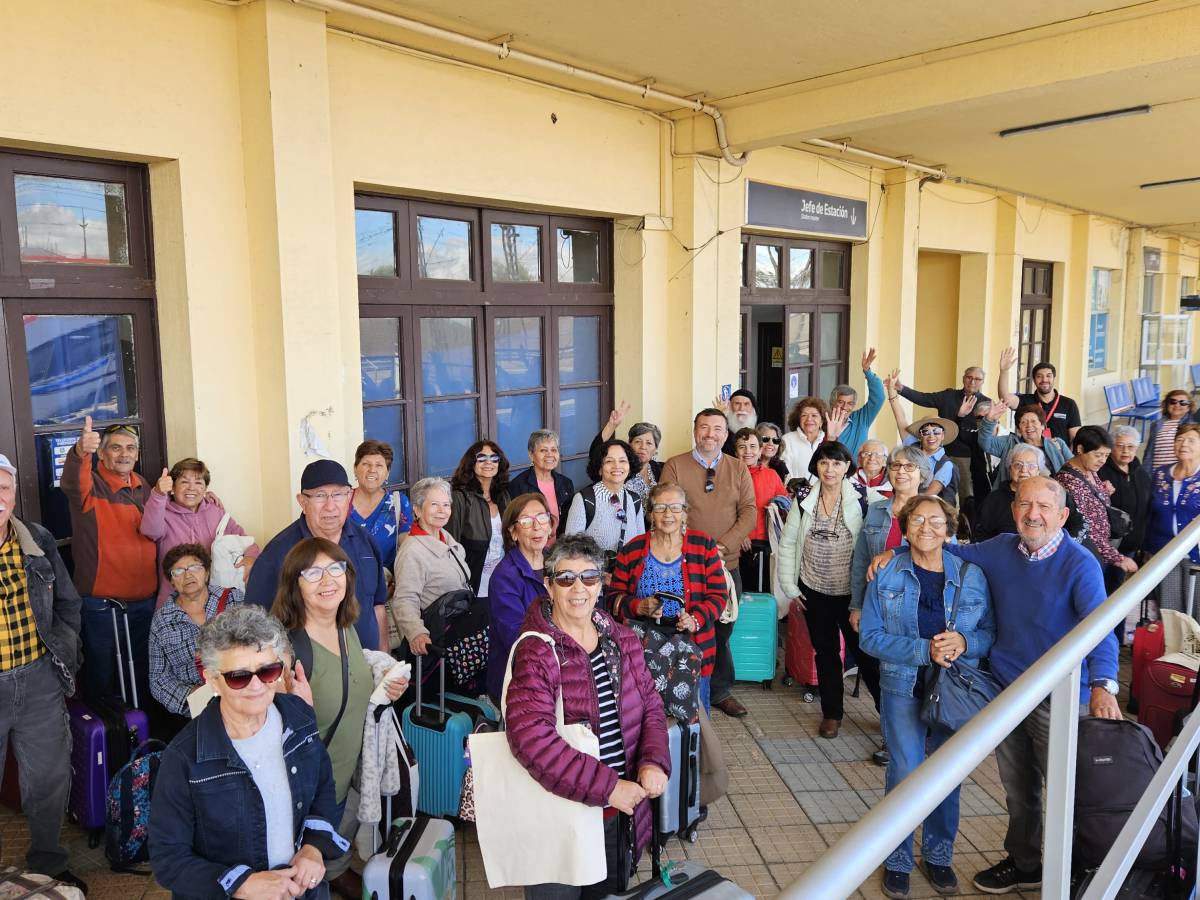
[746,181,868,240]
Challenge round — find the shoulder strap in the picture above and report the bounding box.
[216,588,232,615]
[499,631,564,726]
[582,484,599,529]
[288,628,314,680]
[215,512,232,539]
[946,561,972,631]
[321,629,351,747]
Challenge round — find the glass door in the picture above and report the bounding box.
[414,308,484,476]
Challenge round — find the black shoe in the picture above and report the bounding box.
[973,858,1040,894]
[923,862,959,895]
[53,870,88,895]
[882,869,910,899]
[872,747,890,767]
[713,696,748,718]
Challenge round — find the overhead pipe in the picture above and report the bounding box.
[804,137,946,179]
[295,0,749,166]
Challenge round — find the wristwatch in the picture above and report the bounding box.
[1090,678,1119,695]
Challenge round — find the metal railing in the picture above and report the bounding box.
[780,516,1200,900]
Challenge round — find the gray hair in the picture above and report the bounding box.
[544,533,605,574]
[974,399,993,416]
[829,385,857,405]
[1006,443,1046,473]
[410,476,451,510]
[859,439,887,456]
[888,444,933,490]
[527,429,559,454]
[627,422,661,447]
[1112,425,1142,444]
[756,422,783,439]
[197,604,291,675]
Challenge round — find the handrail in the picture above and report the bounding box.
[781,516,1200,899]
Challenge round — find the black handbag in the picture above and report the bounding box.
[920,563,1001,731]
[1080,473,1132,540]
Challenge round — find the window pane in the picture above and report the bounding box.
[416,216,471,280]
[820,312,842,362]
[491,223,541,283]
[818,364,840,400]
[355,209,396,277]
[497,393,543,458]
[755,245,781,288]
[24,314,137,425]
[15,175,129,266]
[360,318,401,402]
[556,229,600,284]
[787,311,811,365]
[559,386,600,457]
[819,250,845,290]
[559,316,600,384]
[423,398,478,476]
[362,404,406,485]
[495,317,543,391]
[789,249,813,289]
[420,317,476,397]
[561,456,589,489]
[1022,266,1035,296]
[35,432,81,541]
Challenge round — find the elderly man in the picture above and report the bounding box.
[720,389,759,455]
[61,415,157,703]
[246,459,388,650]
[997,348,1081,444]
[0,454,87,892]
[852,439,892,496]
[826,348,885,456]
[661,408,756,717]
[974,445,1084,543]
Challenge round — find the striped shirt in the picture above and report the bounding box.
[1153,419,1182,469]
[590,647,626,778]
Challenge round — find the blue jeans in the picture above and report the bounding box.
[880,691,959,873]
[80,596,154,707]
[699,676,711,714]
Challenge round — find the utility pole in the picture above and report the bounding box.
[79,208,89,260]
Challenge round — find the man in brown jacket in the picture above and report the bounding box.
[661,408,756,717]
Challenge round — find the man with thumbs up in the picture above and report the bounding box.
[60,415,158,704]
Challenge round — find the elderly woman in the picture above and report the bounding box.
[486,493,552,704]
[609,482,726,712]
[150,604,348,900]
[854,439,893,496]
[508,430,576,540]
[271,538,407,893]
[860,496,995,899]
[975,445,1085,544]
[1055,426,1139,577]
[140,457,259,604]
[1145,389,1200,469]
[149,543,245,722]
[780,397,828,485]
[756,422,789,482]
[349,440,411,567]
[1100,425,1153,563]
[505,535,671,898]
[593,402,664,504]
[778,442,884,738]
[1144,423,1200,616]
[447,439,512,597]
[564,438,646,563]
[734,427,788,593]
[978,403,1072,486]
[389,477,471,656]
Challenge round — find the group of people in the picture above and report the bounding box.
[2,343,1198,899]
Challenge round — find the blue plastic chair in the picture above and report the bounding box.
[1191,364,1200,400]
[1104,382,1135,431]
[1125,378,1161,437]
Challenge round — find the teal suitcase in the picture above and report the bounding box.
[729,591,777,688]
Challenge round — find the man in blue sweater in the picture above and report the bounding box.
[827,347,885,457]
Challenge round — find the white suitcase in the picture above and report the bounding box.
[361,803,456,900]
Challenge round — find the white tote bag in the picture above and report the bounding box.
[469,631,606,889]
[209,512,255,590]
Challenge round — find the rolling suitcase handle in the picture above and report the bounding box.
[413,646,447,726]
[106,599,139,709]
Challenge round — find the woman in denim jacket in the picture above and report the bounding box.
[860,495,995,899]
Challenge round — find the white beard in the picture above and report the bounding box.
[727,411,758,432]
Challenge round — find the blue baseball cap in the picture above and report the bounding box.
[300,459,351,491]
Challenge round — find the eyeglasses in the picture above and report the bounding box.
[475,453,501,464]
[704,468,715,493]
[219,661,286,691]
[918,426,945,437]
[516,512,552,529]
[808,528,843,542]
[549,569,602,587]
[888,462,919,473]
[909,515,948,528]
[609,492,628,523]
[302,490,352,504]
[1009,461,1040,472]
[299,561,348,582]
[860,451,887,459]
[169,563,206,579]
[651,502,687,513]
[759,435,781,444]
[1169,399,1191,407]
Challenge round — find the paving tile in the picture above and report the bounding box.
[681,827,766,868]
[957,814,1010,853]
[777,761,851,793]
[835,760,888,791]
[730,792,811,828]
[814,730,885,763]
[713,863,779,898]
[698,795,743,831]
[959,782,1007,817]
[794,790,870,824]
[759,735,827,765]
[727,763,789,795]
[747,823,827,863]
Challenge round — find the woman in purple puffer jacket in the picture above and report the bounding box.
[505,534,671,898]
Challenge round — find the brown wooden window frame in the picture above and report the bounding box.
[1018,259,1054,395]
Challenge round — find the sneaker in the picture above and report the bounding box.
[882,869,910,899]
[52,871,88,895]
[923,862,959,895]
[872,746,890,767]
[973,858,1041,894]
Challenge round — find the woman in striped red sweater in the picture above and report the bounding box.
[607,482,727,712]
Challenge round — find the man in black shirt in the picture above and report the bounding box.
[997,347,1081,444]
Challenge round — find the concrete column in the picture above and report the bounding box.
[1060,214,1094,401]
[989,195,1023,386]
[1121,229,1147,379]
[237,0,343,532]
[956,252,993,377]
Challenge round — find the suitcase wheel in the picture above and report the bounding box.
[685,827,699,843]
[762,679,773,690]
[781,675,794,687]
[87,830,101,850]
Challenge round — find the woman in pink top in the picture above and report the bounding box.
[139,457,260,605]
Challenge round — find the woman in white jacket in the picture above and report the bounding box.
[777,442,883,739]
[780,397,829,487]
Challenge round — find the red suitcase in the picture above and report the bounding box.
[783,598,818,687]
[1131,622,1166,710]
[1138,660,1197,750]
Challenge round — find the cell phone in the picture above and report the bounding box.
[654,592,684,619]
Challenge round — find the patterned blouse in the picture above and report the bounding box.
[1054,466,1122,566]
[149,585,245,715]
[800,498,855,596]
[1146,464,1200,563]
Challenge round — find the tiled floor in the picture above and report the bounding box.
[4,651,1118,899]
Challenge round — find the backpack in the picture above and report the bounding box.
[579,483,642,529]
[103,739,166,871]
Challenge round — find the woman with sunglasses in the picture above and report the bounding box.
[756,422,789,482]
[151,604,348,900]
[505,534,670,897]
[564,438,646,564]
[148,542,245,727]
[1145,390,1200,469]
[272,538,408,896]
[485,493,553,704]
[778,442,885,738]
[446,440,512,598]
[608,482,725,713]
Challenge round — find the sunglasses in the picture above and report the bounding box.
[549,569,603,587]
[608,492,628,522]
[1169,399,1191,407]
[475,453,501,464]
[300,561,348,582]
[759,435,781,444]
[220,661,286,690]
[918,426,945,437]
[101,424,139,438]
[704,467,715,493]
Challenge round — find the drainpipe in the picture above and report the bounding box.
[804,138,946,179]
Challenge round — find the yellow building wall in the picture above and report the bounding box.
[915,252,962,392]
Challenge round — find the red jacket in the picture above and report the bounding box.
[607,531,726,677]
[747,464,788,541]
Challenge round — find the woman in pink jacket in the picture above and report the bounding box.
[139,458,260,605]
[505,534,671,897]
